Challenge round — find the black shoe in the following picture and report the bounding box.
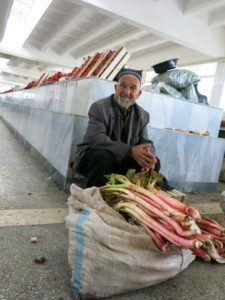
[156,175,174,191]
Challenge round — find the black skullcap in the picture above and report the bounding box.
[115,68,143,83]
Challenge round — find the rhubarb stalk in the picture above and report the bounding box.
[114,202,202,249]
[101,184,190,224]
[115,189,196,237]
[142,225,170,252]
[156,192,201,221]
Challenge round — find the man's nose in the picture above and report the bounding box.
[123,86,131,94]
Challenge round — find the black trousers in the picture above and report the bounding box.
[77,149,160,188]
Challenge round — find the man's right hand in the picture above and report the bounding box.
[131,144,157,170]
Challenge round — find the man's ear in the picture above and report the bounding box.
[138,90,142,97]
[114,83,118,92]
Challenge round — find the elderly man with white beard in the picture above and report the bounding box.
[74,68,160,188]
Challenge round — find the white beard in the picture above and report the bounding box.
[114,95,135,109]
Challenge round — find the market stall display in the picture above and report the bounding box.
[166,128,209,136]
[11,47,130,92]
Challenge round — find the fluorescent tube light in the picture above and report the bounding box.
[2,0,53,49]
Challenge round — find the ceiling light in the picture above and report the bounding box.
[48,66,71,73]
[2,0,53,49]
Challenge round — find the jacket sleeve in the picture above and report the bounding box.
[81,102,131,162]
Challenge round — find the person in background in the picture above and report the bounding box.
[74,68,160,188]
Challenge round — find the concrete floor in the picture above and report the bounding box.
[1,118,225,300]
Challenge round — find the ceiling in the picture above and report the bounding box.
[0,0,225,90]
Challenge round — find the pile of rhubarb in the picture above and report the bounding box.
[100,171,225,263]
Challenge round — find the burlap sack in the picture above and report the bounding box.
[65,184,195,299]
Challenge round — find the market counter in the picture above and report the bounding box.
[0,77,224,192]
[149,127,225,192]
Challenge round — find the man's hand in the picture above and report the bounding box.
[131,144,157,170]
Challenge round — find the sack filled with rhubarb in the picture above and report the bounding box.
[65,183,195,300]
[100,171,225,264]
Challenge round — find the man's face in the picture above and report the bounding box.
[114,74,142,109]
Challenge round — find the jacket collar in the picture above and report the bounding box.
[111,94,141,143]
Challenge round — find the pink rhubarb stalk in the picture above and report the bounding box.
[103,186,195,237]
[201,230,225,241]
[197,216,225,232]
[132,190,191,225]
[114,202,202,249]
[102,174,188,216]
[102,186,191,225]
[118,190,196,237]
[192,247,211,262]
[142,225,170,252]
[197,223,224,237]
[187,233,212,242]
[156,192,201,221]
